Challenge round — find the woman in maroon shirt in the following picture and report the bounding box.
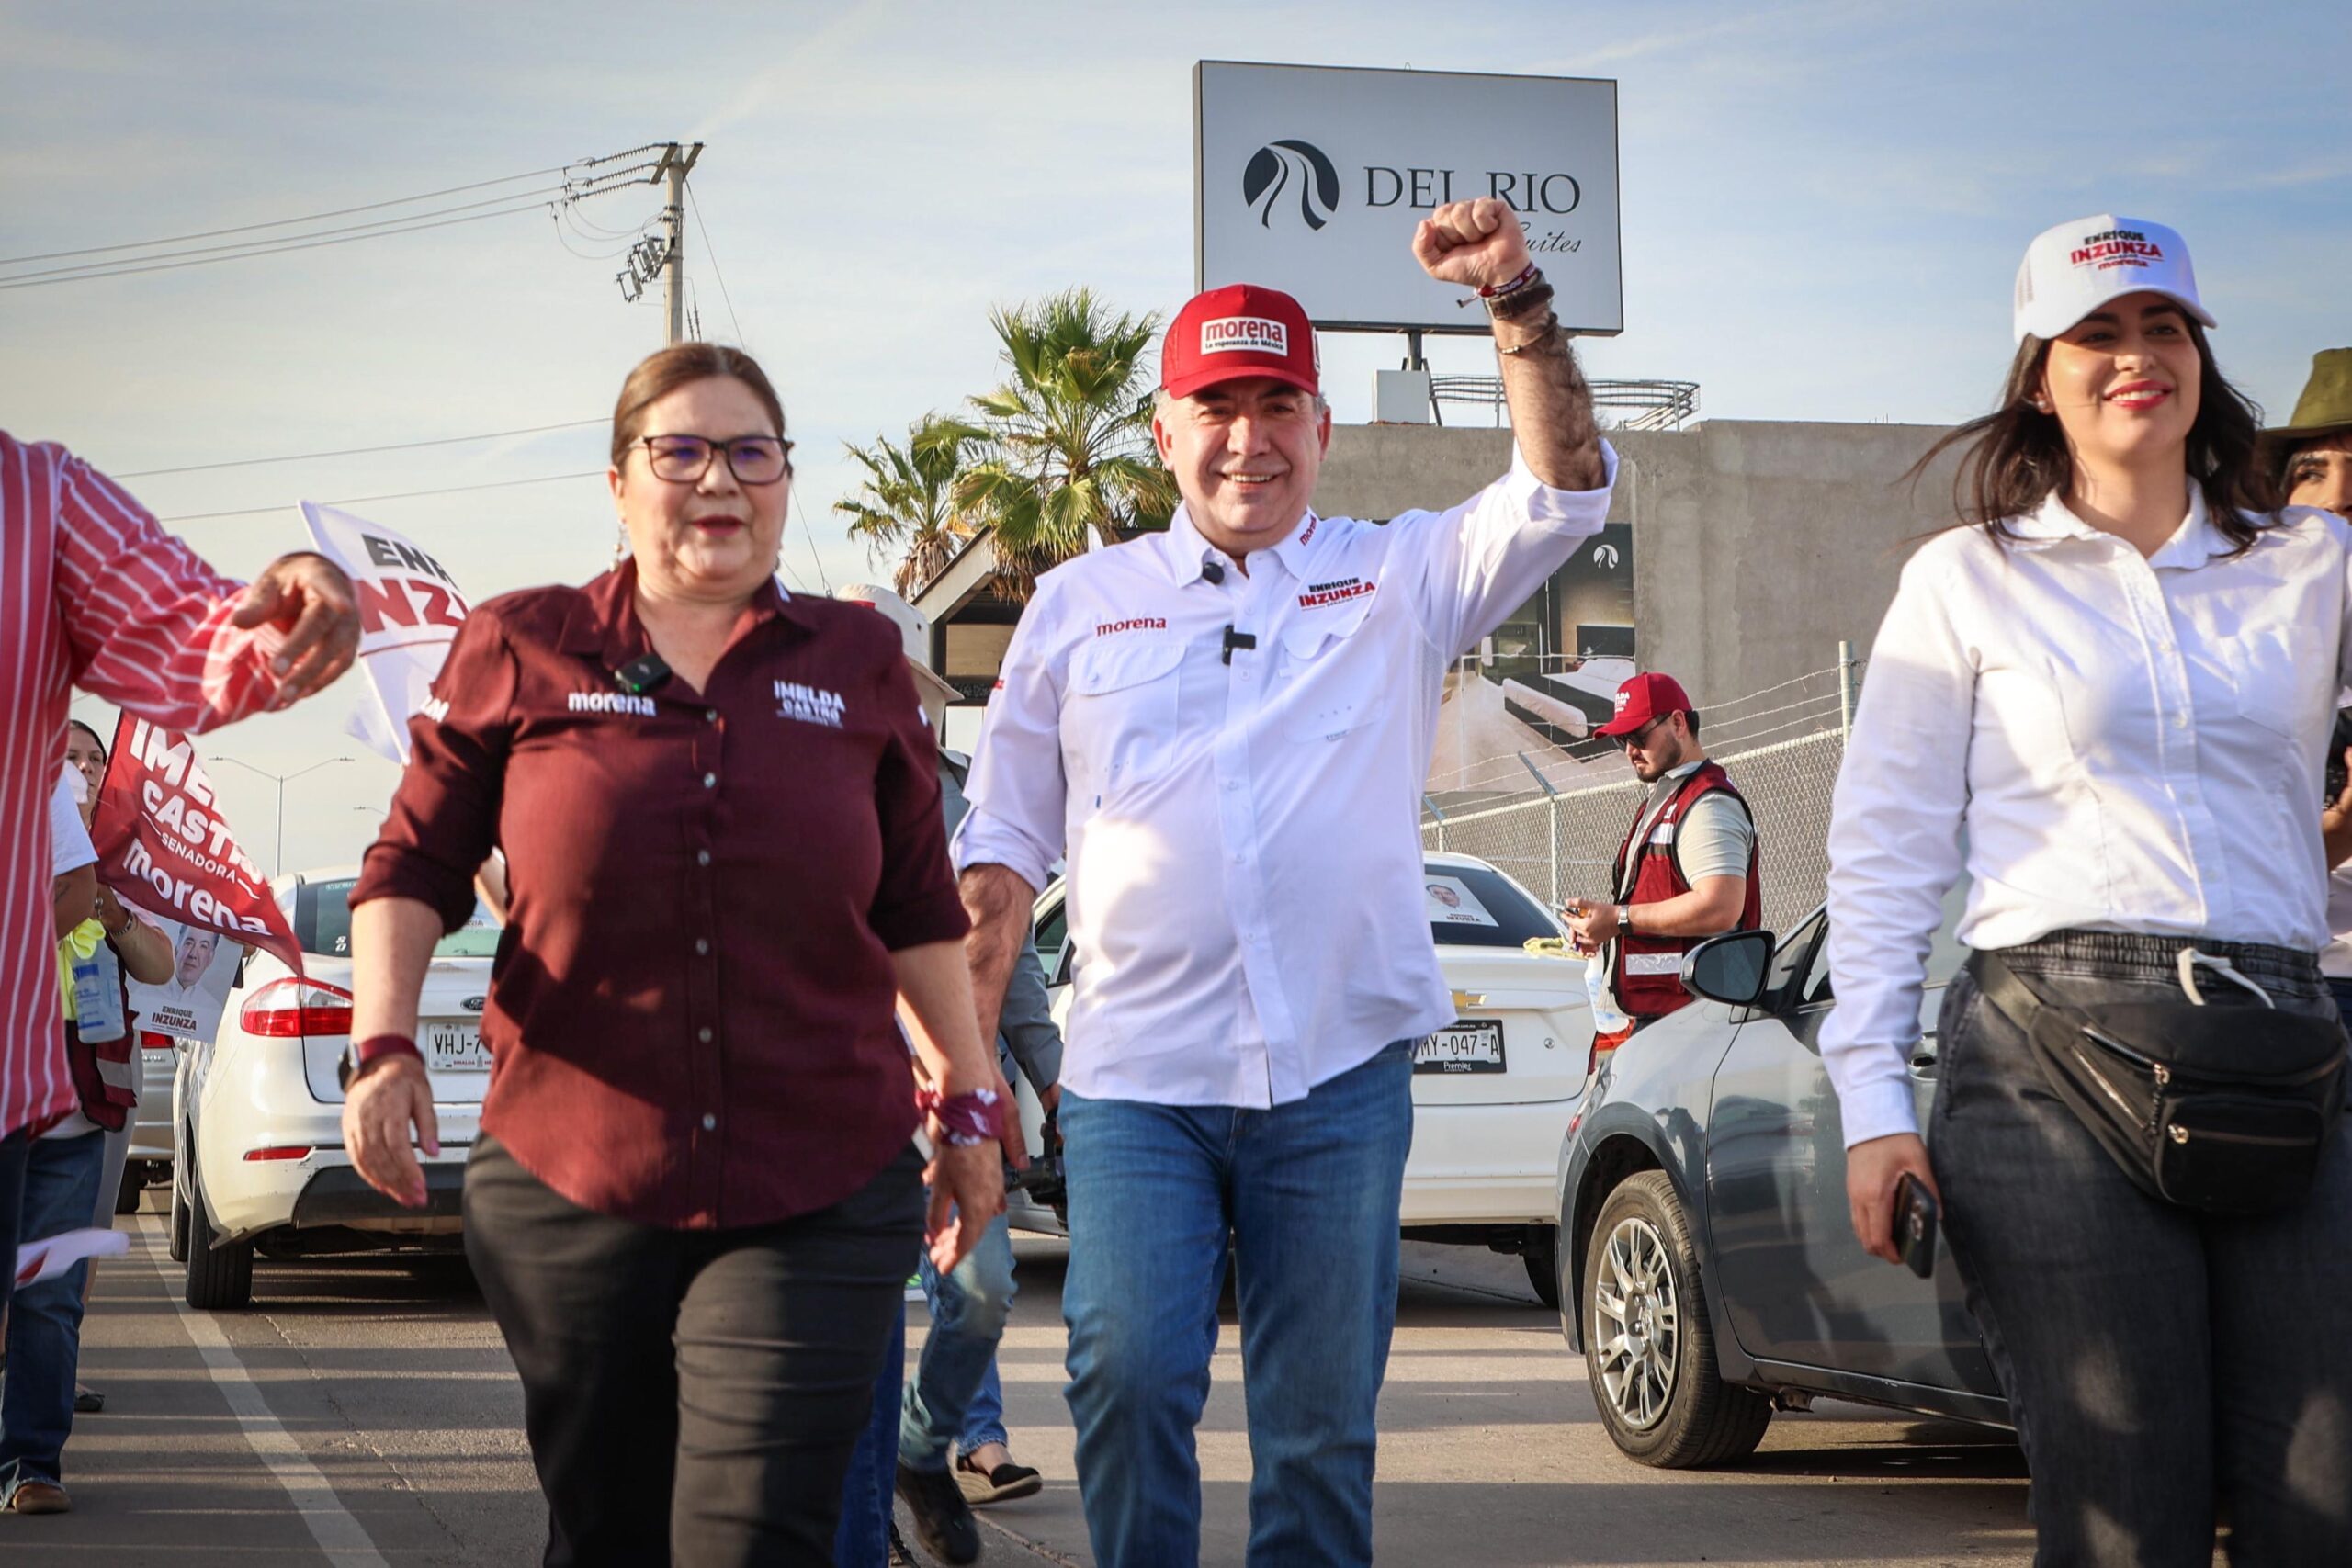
[342,344,1005,1567]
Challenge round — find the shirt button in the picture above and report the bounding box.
[696,849,712,867]
[705,708,719,724]
[702,772,718,788]
[698,1025,714,1043]
[695,937,710,955]
[701,1113,717,1131]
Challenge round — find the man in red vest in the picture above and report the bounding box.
[1565,672,1762,1041]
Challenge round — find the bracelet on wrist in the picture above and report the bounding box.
[917,1086,1005,1147]
[1487,279,1556,322]
[339,1033,423,1090]
[1478,263,1542,299]
[1498,313,1566,356]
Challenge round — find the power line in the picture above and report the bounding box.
[686,186,746,346]
[0,200,566,290]
[1,150,669,290]
[788,489,832,592]
[0,164,569,266]
[114,420,604,479]
[157,469,606,524]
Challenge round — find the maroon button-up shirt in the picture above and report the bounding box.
[353,563,967,1229]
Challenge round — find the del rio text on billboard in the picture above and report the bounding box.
[1196,61,1623,336]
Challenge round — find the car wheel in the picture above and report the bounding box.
[183,1161,254,1311]
[168,1173,190,1264]
[1522,1227,1561,1310]
[112,1161,145,1222]
[1582,1170,1770,1467]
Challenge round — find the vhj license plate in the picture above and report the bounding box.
[1414,1020,1505,1074]
[424,1024,491,1072]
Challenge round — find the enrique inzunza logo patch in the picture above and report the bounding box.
[775,680,846,728]
[569,691,656,717]
[1199,316,1289,357]
[1297,576,1374,610]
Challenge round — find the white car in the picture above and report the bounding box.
[172,866,497,1309]
[111,1031,181,1215]
[1020,852,1595,1303]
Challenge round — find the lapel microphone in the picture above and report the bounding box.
[1202,560,1225,584]
[612,652,673,695]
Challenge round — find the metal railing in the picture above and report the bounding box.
[1428,376,1701,433]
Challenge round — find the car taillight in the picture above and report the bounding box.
[239,977,355,1039]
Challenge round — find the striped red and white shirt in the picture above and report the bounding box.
[3,433,290,1137]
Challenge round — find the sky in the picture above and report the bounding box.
[6,0,2347,874]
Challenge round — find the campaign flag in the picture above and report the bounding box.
[300,502,473,763]
[87,715,302,976]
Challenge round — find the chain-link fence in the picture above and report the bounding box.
[1422,656,1860,936]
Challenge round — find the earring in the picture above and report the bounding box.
[613,524,629,565]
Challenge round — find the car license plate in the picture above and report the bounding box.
[425,1023,491,1072]
[1414,1020,1505,1074]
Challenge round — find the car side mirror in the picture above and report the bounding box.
[1683,929,1777,1008]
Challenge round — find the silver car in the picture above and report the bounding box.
[1553,883,2008,1466]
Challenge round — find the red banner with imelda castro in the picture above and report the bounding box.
[87,715,303,975]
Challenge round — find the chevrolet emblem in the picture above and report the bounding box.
[1451,990,1486,1011]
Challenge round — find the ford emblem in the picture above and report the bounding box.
[461,995,486,1012]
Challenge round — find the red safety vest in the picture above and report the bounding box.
[1609,760,1763,1021]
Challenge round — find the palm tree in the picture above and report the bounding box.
[833,414,981,598]
[944,288,1176,582]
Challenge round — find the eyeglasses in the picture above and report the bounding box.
[638,434,793,486]
[1617,714,1671,751]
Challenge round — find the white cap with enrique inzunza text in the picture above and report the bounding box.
[2013,213,2213,344]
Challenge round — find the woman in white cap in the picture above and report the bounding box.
[1824,216,2352,1563]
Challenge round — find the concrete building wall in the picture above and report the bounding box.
[1315,418,1962,705]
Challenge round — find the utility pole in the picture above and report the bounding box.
[656,142,703,346]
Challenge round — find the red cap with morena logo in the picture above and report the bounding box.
[1161,283,1320,400]
[1596,671,1695,738]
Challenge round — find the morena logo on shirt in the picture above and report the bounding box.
[775,681,846,728]
[567,691,656,718]
[1093,617,1169,637]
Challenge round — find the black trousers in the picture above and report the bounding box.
[465,1134,923,1567]
[1934,934,2352,1565]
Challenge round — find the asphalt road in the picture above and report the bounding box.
[29,1194,2040,1565]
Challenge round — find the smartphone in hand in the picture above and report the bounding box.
[1893,1172,1939,1279]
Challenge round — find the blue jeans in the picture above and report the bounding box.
[901,1205,1015,1471]
[1059,1040,1414,1568]
[833,1303,905,1568]
[0,1131,107,1500]
[1936,934,2352,1564]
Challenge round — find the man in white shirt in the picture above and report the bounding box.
[955,200,1612,1567]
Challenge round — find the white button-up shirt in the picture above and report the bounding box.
[956,444,1618,1108]
[1825,491,2352,1145]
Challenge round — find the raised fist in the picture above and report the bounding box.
[1411,197,1532,292]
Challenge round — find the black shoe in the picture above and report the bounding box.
[888,1519,919,1566]
[74,1383,105,1415]
[894,1460,980,1564]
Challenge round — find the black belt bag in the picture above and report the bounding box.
[1970,949,2347,1215]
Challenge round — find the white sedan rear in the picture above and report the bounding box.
[173,866,496,1310]
[1018,852,1594,1303]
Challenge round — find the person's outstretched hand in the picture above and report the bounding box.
[234,551,359,703]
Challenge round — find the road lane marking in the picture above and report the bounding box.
[138,1214,391,1568]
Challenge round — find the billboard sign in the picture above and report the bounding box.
[1195,62,1623,335]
